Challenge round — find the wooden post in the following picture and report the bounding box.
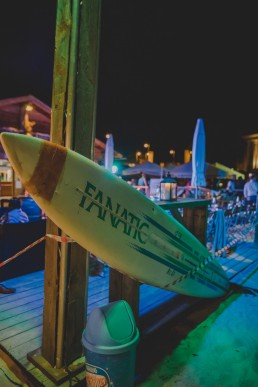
[63,0,101,367]
[183,206,208,246]
[109,270,140,323]
[40,0,102,372]
[41,1,71,367]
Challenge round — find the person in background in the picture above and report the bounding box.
[0,198,28,294]
[0,198,29,224]
[21,191,42,222]
[226,176,236,194]
[137,173,148,195]
[0,283,16,294]
[128,178,138,187]
[184,179,194,197]
[243,174,258,204]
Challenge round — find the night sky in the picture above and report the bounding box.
[1,1,257,167]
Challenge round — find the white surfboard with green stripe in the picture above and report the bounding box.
[1,133,229,298]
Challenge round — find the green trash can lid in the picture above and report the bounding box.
[82,300,139,355]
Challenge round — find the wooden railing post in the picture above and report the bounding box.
[183,205,208,246]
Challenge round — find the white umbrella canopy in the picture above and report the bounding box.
[166,162,177,172]
[104,134,114,172]
[191,118,206,188]
[122,161,168,177]
[171,161,226,179]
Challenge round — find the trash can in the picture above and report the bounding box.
[82,300,140,386]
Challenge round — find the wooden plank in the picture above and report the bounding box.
[42,220,59,366]
[0,284,43,306]
[170,208,187,227]
[1,271,44,291]
[109,270,140,323]
[87,289,109,307]
[10,336,42,361]
[0,299,44,321]
[64,243,87,366]
[88,287,109,305]
[28,366,52,386]
[0,307,43,331]
[0,314,43,341]
[0,292,43,313]
[0,299,43,321]
[88,280,109,295]
[8,336,42,363]
[28,348,85,386]
[183,205,208,245]
[88,280,109,297]
[140,285,176,315]
[218,242,258,280]
[2,325,42,352]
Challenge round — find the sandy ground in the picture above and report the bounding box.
[138,261,258,386]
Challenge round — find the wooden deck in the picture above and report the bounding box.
[0,265,176,386]
[0,241,258,386]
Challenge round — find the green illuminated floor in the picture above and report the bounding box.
[138,243,258,386]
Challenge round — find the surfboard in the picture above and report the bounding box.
[0,132,229,298]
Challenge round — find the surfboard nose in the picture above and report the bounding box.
[0,132,67,201]
[1,132,41,182]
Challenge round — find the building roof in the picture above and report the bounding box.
[0,95,123,162]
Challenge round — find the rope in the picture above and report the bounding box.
[1,215,257,286]
[213,219,257,257]
[0,234,74,268]
[171,219,258,287]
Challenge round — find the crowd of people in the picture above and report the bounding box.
[126,171,258,205]
[222,174,258,205]
[0,193,43,294]
[0,193,42,225]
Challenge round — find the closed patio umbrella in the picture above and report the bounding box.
[104,134,114,172]
[212,209,227,257]
[191,118,206,197]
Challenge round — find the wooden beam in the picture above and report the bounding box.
[41,0,102,370]
[183,205,208,245]
[109,270,140,323]
[42,221,60,365]
[73,0,102,157]
[41,0,71,367]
